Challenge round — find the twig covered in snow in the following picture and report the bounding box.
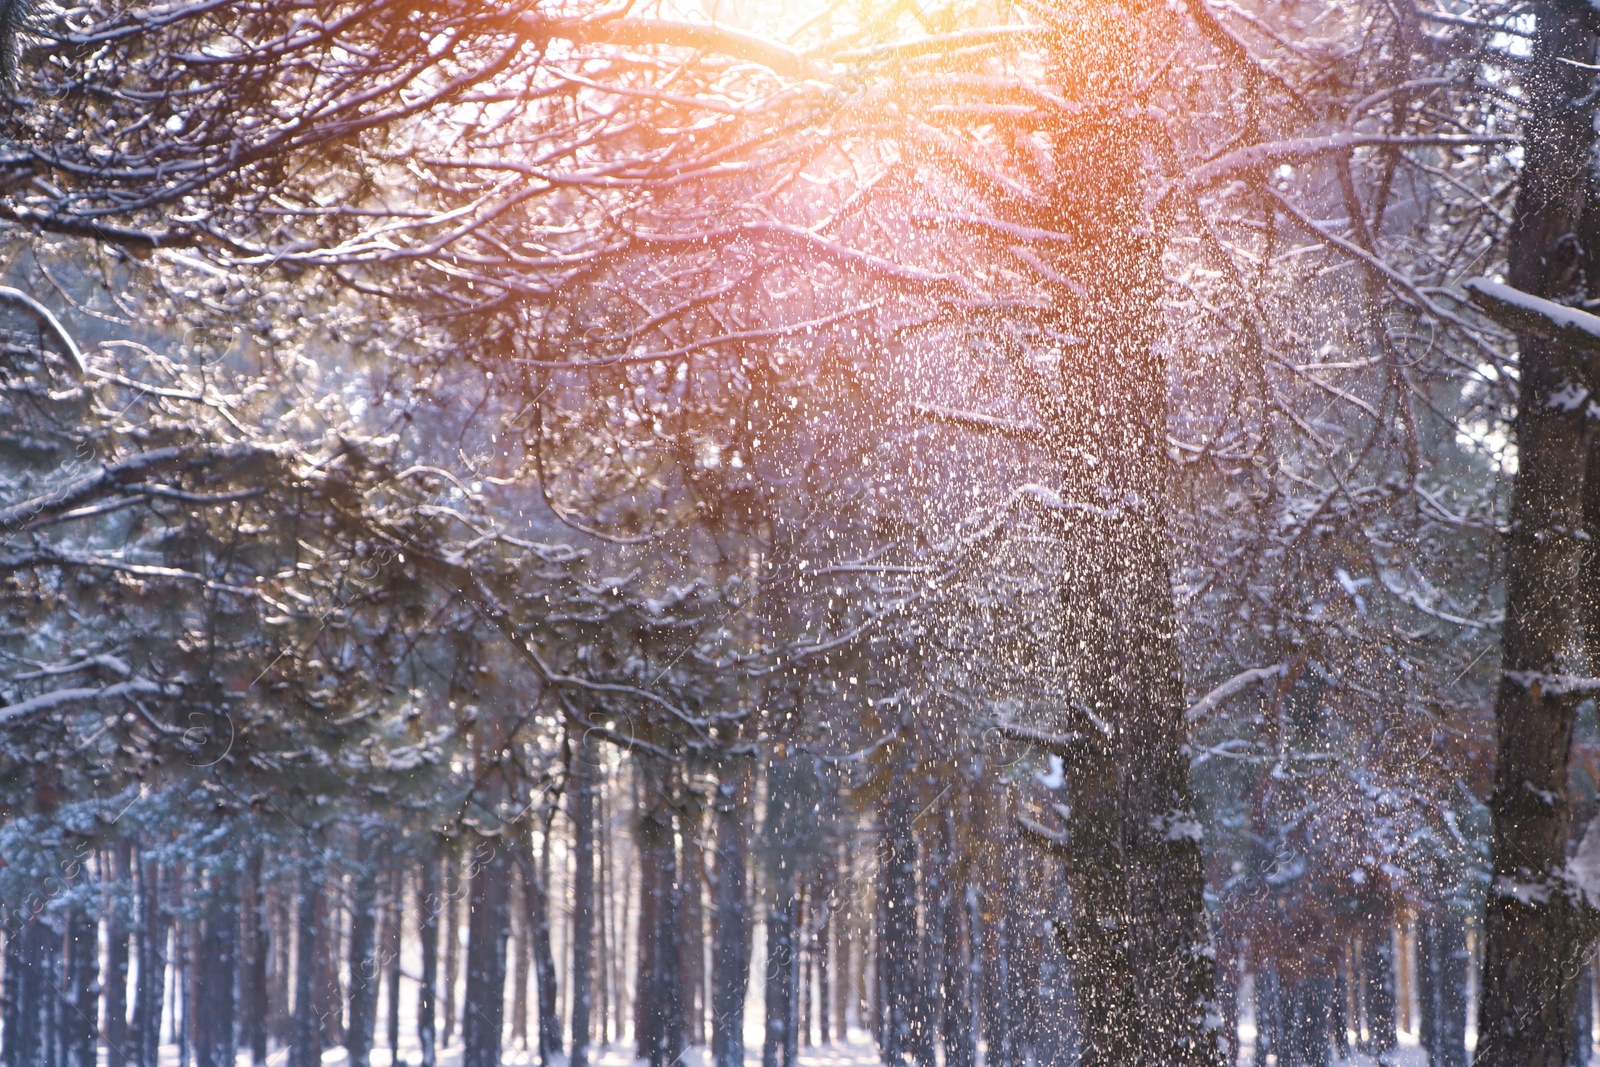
[1185,664,1285,723]
[1463,277,1600,355]
[0,284,85,373]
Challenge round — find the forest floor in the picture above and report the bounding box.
[133,1027,1474,1065]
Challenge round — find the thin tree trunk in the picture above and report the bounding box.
[443,852,461,1048]
[818,871,831,1048]
[105,843,133,1067]
[513,875,530,1050]
[713,758,748,1067]
[571,732,599,1067]
[384,866,404,1060]
[241,849,269,1067]
[518,832,562,1064]
[880,775,918,1067]
[271,884,292,1051]
[289,865,324,1067]
[681,808,707,1051]
[346,853,380,1067]
[135,859,167,1067]
[1476,7,1600,1066]
[763,887,798,1067]
[62,904,97,1067]
[651,794,686,1067]
[418,852,440,1067]
[194,865,238,1067]
[462,841,512,1067]
[637,824,661,1063]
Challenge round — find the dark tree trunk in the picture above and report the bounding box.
[879,776,919,1067]
[384,866,404,1060]
[818,872,831,1048]
[763,886,799,1067]
[653,801,686,1067]
[194,865,238,1067]
[1276,971,1331,1067]
[938,815,975,1067]
[681,809,707,1050]
[61,905,96,1067]
[800,889,812,1050]
[3,917,55,1067]
[1418,909,1468,1067]
[443,854,461,1048]
[105,842,133,1067]
[712,758,751,1067]
[570,733,599,1067]
[241,850,269,1067]
[134,859,167,1067]
[638,828,661,1062]
[270,885,292,1051]
[1574,962,1593,1066]
[512,877,530,1051]
[289,866,324,1067]
[517,833,562,1064]
[1477,6,1600,1067]
[462,841,511,1067]
[1253,967,1279,1067]
[1361,921,1397,1059]
[418,853,440,1067]
[345,854,380,1067]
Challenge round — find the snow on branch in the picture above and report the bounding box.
[1504,670,1600,698]
[1463,277,1600,355]
[0,285,85,374]
[1016,814,1072,860]
[525,16,820,79]
[1185,664,1286,723]
[911,402,1046,441]
[0,679,167,726]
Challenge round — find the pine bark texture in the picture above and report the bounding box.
[1477,5,1600,1064]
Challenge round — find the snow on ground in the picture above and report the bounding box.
[131,1025,1597,1067]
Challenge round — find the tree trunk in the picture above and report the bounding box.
[1476,7,1600,1067]
[571,733,599,1067]
[418,852,440,1067]
[996,52,1220,1066]
[105,842,133,1067]
[345,854,380,1067]
[681,810,707,1051]
[462,841,511,1067]
[1360,921,1397,1060]
[241,849,270,1067]
[194,865,238,1067]
[653,798,686,1067]
[879,775,919,1067]
[443,853,461,1048]
[818,872,831,1048]
[271,884,292,1051]
[289,866,323,1067]
[512,875,530,1050]
[135,859,167,1067]
[518,832,562,1064]
[1573,962,1593,1067]
[938,816,975,1067]
[384,866,404,1060]
[1418,909,1468,1067]
[763,886,799,1067]
[712,758,751,1067]
[3,916,57,1067]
